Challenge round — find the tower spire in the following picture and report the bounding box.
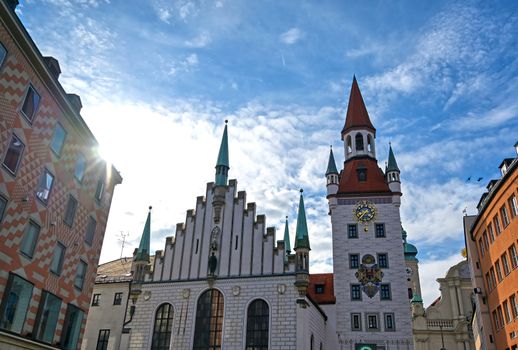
[294,189,310,250]
[215,120,229,186]
[135,206,152,262]
[387,143,400,172]
[283,216,291,255]
[325,145,338,176]
[342,76,376,137]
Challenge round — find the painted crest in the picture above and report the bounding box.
[355,254,384,298]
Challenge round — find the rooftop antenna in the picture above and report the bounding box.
[119,231,129,259]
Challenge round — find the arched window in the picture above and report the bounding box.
[245,299,269,350]
[346,135,352,153]
[367,134,374,153]
[355,133,364,151]
[151,303,174,350]
[193,289,224,350]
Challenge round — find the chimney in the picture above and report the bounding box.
[43,57,61,80]
[6,0,19,11]
[66,94,82,114]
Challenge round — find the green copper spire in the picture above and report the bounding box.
[325,145,338,175]
[135,206,152,262]
[387,143,400,172]
[215,120,229,186]
[283,216,291,255]
[294,189,310,250]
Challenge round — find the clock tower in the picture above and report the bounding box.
[328,77,413,349]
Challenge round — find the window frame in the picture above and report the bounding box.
[193,289,224,350]
[349,254,359,269]
[347,224,358,239]
[33,290,61,344]
[74,259,87,290]
[509,244,518,269]
[495,260,503,282]
[384,312,396,331]
[49,122,66,156]
[501,205,510,228]
[50,242,66,275]
[85,216,97,246]
[2,133,25,175]
[60,303,84,350]
[74,153,86,183]
[377,253,389,268]
[91,294,101,307]
[366,313,380,331]
[35,168,54,205]
[351,313,362,331]
[493,215,502,235]
[375,223,386,238]
[0,42,7,69]
[509,195,518,218]
[501,253,511,275]
[96,329,110,350]
[113,292,123,306]
[0,194,7,223]
[350,284,362,301]
[63,195,78,227]
[245,299,270,350]
[19,220,41,259]
[380,284,392,300]
[20,84,41,123]
[0,273,34,334]
[151,303,174,350]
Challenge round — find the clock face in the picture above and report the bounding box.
[354,201,376,223]
[406,267,413,276]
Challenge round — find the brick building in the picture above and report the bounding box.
[465,143,518,350]
[0,1,122,349]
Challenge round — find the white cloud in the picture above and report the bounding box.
[418,254,465,306]
[185,31,212,48]
[280,27,304,45]
[451,102,518,131]
[157,8,172,23]
[167,53,199,75]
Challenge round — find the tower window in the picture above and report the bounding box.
[351,284,361,300]
[384,313,395,331]
[380,284,391,300]
[408,288,413,299]
[351,313,361,331]
[346,135,352,154]
[356,167,367,182]
[377,253,388,268]
[375,223,385,238]
[366,313,379,331]
[367,134,374,153]
[355,133,364,151]
[348,224,358,239]
[349,254,359,269]
[315,284,325,294]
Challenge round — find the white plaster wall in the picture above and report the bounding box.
[127,275,299,350]
[331,197,413,348]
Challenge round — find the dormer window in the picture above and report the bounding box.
[355,133,364,151]
[315,284,325,294]
[356,166,367,182]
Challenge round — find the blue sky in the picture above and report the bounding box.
[18,0,518,305]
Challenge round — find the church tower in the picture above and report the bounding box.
[328,77,413,349]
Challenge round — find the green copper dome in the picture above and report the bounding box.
[402,226,418,261]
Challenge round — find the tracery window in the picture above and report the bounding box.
[245,299,269,350]
[355,133,364,151]
[151,303,174,350]
[193,289,224,350]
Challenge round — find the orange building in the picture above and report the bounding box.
[469,143,518,350]
[0,2,121,349]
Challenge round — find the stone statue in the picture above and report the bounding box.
[208,252,218,276]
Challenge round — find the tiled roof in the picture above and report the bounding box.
[337,158,391,195]
[342,76,376,135]
[308,273,336,304]
[95,256,155,283]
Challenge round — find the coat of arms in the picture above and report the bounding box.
[355,254,384,298]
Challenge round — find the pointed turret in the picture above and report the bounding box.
[135,206,152,262]
[215,120,229,186]
[387,143,400,173]
[294,190,310,250]
[386,144,401,198]
[294,189,310,296]
[341,76,376,161]
[283,216,291,255]
[326,146,339,196]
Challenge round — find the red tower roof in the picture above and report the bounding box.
[342,76,376,136]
